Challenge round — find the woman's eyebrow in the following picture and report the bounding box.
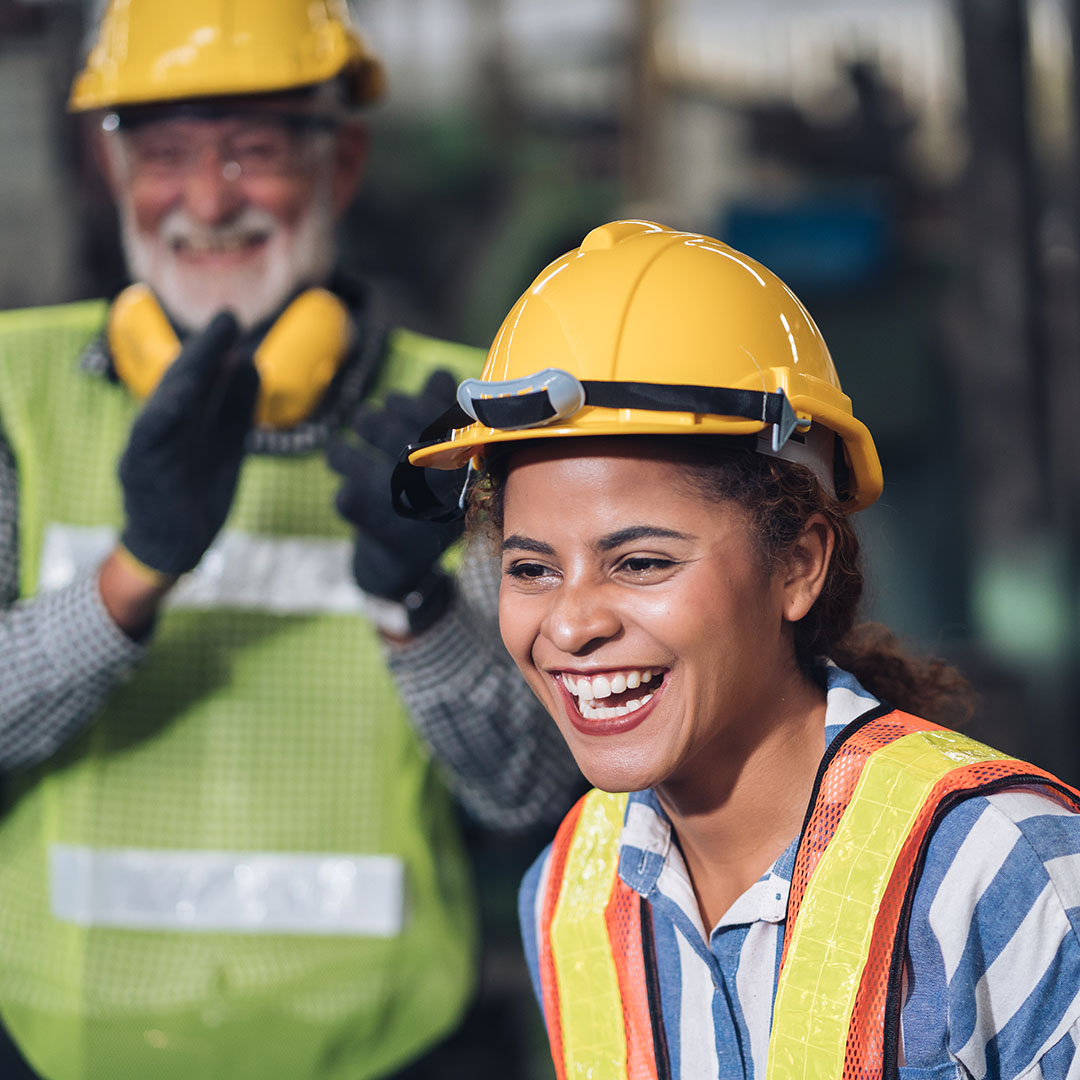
[596,526,695,551]
[501,535,556,556]
[501,526,695,556]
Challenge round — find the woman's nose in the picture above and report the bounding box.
[541,580,622,657]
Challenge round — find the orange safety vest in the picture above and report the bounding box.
[537,706,1080,1080]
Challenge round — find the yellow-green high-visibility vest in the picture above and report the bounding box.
[0,299,483,1080]
[537,708,1080,1080]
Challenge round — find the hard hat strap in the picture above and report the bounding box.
[392,376,812,522]
[391,402,478,522]
[580,381,801,453]
[457,371,802,453]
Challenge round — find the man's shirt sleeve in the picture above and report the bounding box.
[0,420,144,772]
[385,543,584,833]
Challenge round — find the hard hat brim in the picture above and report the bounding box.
[409,408,882,513]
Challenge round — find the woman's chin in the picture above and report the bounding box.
[571,747,665,796]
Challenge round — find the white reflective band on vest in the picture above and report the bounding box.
[39,524,368,614]
[50,846,406,936]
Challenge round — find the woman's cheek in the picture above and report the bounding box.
[498,588,540,674]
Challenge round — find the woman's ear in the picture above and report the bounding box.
[782,513,834,623]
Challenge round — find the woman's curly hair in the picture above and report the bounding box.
[470,435,972,728]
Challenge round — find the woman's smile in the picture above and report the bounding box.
[498,439,812,798]
[554,667,668,733]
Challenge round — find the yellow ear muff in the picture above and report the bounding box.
[253,288,353,429]
[107,285,354,429]
[108,283,180,401]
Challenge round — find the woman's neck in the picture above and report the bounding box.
[655,670,828,933]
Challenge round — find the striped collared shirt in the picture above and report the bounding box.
[520,666,1080,1078]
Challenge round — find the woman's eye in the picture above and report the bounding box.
[505,561,554,581]
[618,556,676,576]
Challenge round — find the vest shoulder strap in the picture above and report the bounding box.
[539,789,667,1080]
[378,328,485,397]
[768,708,1080,1080]
[0,300,108,396]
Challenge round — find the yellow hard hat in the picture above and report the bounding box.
[402,220,882,513]
[69,0,386,112]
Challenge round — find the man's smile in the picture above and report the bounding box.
[170,232,271,259]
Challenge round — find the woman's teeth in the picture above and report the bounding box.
[562,669,659,720]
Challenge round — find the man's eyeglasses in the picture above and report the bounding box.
[103,112,339,181]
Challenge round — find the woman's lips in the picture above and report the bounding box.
[555,671,666,737]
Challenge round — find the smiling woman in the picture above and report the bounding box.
[396,221,1080,1079]
[494,441,828,838]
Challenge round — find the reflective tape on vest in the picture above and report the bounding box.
[39,524,367,615]
[50,845,406,936]
[548,790,630,1080]
[766,727,1014,1078]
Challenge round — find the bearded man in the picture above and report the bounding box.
[0,3,580,1079]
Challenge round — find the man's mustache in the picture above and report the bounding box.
[159,208,278,253]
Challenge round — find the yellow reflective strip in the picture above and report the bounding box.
[550,790,630,1080]
[767,729,1010,1079]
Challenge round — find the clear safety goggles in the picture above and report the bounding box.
[392,367,841,522]
[103,109,339,181]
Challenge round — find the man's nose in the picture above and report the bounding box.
[181,149,244,225]
[541,579,623,657]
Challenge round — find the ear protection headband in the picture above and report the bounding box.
[108,284,353,429]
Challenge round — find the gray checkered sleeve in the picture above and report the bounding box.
[0,424,145,772]
[386,544,585,833]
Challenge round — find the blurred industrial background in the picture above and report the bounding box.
[1,0,1078,1076]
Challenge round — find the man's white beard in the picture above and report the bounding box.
[119,183,336,333]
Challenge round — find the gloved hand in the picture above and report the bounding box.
[118,312,260,576]
[328,369,465,632]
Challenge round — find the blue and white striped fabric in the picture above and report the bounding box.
[519,666,1080,1079]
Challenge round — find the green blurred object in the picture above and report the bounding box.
[341,110,620,350]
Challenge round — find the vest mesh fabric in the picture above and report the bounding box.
[605,879,661,1080]
[785,712,932,955]
[0,301,482,1080]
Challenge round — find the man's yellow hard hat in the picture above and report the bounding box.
[69,0,386,112]
[400,220,883,514]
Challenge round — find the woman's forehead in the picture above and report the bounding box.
[500,444,748,534]
[502,441,679,496]
[502,435,695,473]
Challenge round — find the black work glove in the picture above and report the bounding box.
[118,312,260,576]
[328,370,465,631]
